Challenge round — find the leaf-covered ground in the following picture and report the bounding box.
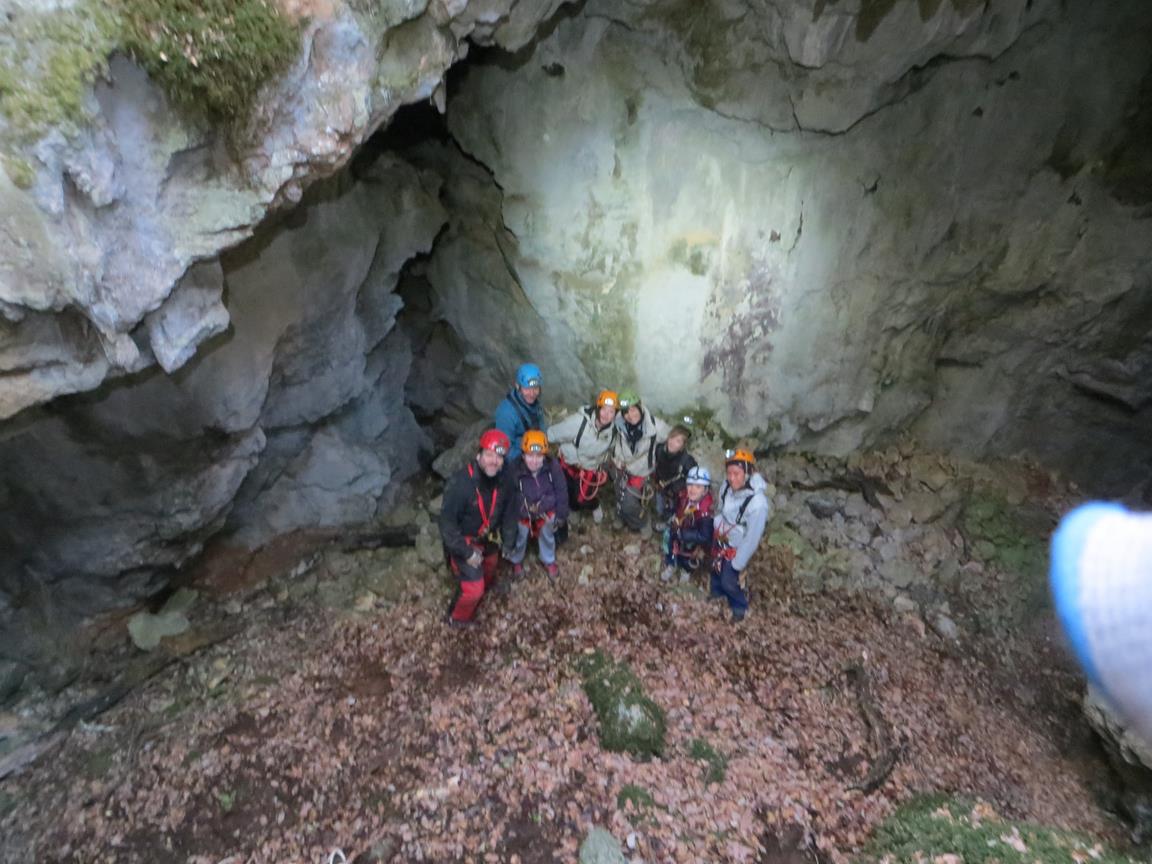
[0,512,1131,863]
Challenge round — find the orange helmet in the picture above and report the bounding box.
[596,390,619,409]
[521,429,548,455]
[725,448,756,469]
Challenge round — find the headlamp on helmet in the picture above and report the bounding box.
[479,428,511,456]
[516,363,542,389]
[725,448,756,467]
[596,390,619,409]
[521,430,548,455]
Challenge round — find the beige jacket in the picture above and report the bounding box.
[612,406,670,478]
[548,407,618,470]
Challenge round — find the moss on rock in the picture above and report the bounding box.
[578,650,666,758]
[117,0,300,123]
[0,2,119,141]
[1,154,36,189]
[0,0,300,170]
[960,490,1047,583]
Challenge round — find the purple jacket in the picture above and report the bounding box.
[504,456,569,531]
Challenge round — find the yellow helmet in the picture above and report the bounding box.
[725,448,756,468]
[596,390,619,409]
[521,429,548,455]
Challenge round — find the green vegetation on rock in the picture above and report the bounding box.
[578,651,666,758]
[960,491,1047,582]
[117,0,299,123]
[1,154,36,189]
[0,0,299,155]
[0,2,119,141]
[860,794,1140,864]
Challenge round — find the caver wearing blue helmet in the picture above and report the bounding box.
[494,362,545,461]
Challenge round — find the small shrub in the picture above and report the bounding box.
[688,738,727,784]
[616,784,656,812]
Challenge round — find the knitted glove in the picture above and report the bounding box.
[1050,502,1152,742]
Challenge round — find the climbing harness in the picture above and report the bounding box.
[713,486,756,566]
[518,469,557,538]
[448,464,501,576]
[564,459,610,504]
[466,462,499,543]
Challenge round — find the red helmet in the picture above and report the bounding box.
[479,428,511,456]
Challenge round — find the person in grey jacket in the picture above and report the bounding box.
[547,389,620,523]
[711,448,770,623]
[612,391,670,532]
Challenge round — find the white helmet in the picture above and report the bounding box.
[686,466,711,486]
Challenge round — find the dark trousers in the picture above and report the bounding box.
[710,558,748,615]
[615,474,648,532]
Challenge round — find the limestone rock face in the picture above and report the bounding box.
[431,0,1152,493]
[0,0,576,419]
[0,153,444,644]
[0,0,570,646]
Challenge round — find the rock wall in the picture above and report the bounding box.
[0,0,573,652]
[3,0,1152,658]
[0,153,443,664]
[428,0,1152,493]
[0,0,573,418]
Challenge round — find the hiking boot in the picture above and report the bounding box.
[592,505,604,525]
[731,608,750,625]
[544,562,559,581]
[660,565,677,583]
[446,617,478,630]
[511,562,525,580]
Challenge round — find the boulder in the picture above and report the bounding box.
[579,827,626,864]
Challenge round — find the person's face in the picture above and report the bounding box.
[523,451,545,473]
[478,448,504,477]
[726,463,747,491]
[666,434,686,454]
[598,404,617,426]
[686,483,707,502]
[623,405,642,425]
[519,384,540,405]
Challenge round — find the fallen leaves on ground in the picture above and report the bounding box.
[0,524,1121,864]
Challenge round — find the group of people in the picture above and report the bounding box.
[438,363,771,628]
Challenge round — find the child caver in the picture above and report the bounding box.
[651,424,697,532]
[502,430,569,580]
[660,466,714,583]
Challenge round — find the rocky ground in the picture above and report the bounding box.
[0,446,1142,863]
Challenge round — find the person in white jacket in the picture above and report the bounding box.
[612,391,670,532]
[711,448,770,623]
[547,389,620,523]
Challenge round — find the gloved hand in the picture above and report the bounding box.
[1051,503,1152,742]
[466,549,483,569]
